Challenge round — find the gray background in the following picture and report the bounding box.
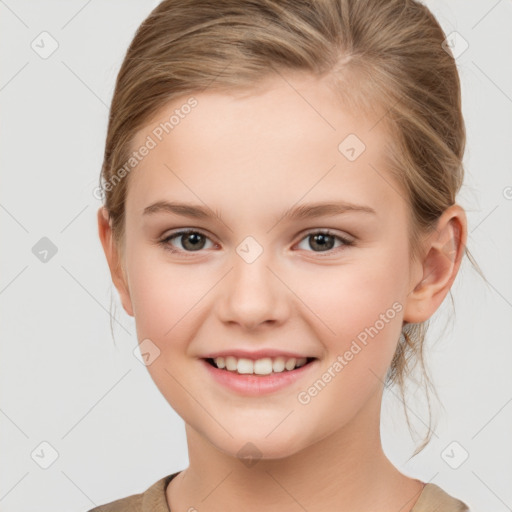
[1,1,511,511]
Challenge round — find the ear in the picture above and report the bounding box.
[97,207,134,317]
[402,204,467,324]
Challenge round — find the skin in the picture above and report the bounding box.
[98,72,467,512]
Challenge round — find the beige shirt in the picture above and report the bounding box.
[87,472,470,511]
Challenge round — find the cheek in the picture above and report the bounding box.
[125,250,213,412]
[125,248,211,346]
[292,250,407,380]
[292,266,405,428]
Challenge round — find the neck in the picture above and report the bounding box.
[167,391,424,512]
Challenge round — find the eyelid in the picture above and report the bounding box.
[297,227,354,244]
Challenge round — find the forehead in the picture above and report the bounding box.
[135,71,386,148]
[126,73,400,218]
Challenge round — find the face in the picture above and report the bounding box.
[110,73,423,459]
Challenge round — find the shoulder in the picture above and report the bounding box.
[86,492,142,512]
[412,483,470,512]
[85,472,179,512]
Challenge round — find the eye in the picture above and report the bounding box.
[159,229,216,253]
[158,228,354,256]
[295,230,354,254]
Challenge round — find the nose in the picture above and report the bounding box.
[216,250,290,331]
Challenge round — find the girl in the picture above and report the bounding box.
[94,0,474,510]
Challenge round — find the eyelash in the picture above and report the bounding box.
[158,228,355,257]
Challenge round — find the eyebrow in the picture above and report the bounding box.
[143,200,376,221]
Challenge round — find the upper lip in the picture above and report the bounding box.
[201,349,317,360]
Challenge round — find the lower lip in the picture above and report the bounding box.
[201,358,318,396]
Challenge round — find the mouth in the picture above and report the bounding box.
[203,356,317,376]
[201,355,320,395]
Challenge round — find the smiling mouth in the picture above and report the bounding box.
[204,356,317,375]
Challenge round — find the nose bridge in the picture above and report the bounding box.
[217,236,288,329]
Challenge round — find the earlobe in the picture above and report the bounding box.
[97,207,134,317]
[402,205,467,324]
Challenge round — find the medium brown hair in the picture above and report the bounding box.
[99,0,480,456]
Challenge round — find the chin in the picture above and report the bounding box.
[212,429,310,463]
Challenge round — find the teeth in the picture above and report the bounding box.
[213,356,309,374]
[254,358,273,375]
[225,356,237,371]
[272,357,286,373]
[285,357,297,371]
